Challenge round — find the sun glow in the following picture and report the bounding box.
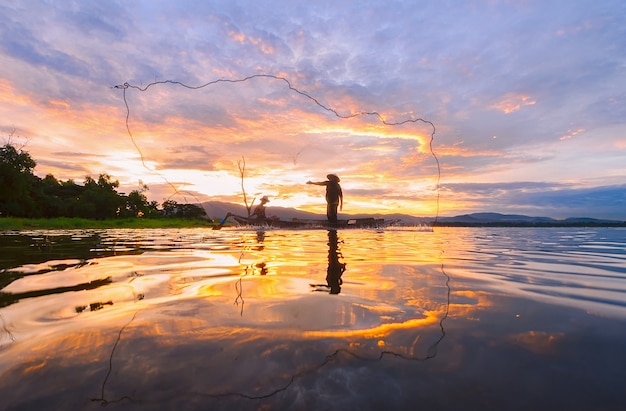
[2,72,442,218]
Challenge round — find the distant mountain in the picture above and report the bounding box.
[562,217,625,224]
[436,212,557,224]
[200,202,625,226]
[200,201,428,224]
[434,213,624,226]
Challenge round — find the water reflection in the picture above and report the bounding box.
[255,230,265,249]
[1,228,626,410]
[311,230,346,294]
[1,276,112,308]
[326,230,346,294]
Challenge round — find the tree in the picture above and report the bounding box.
[0,143,36,173]
[0,141,206,220]
[31,174,64,217]
[177,203,207,219]
[238,156,257,217]
[122,185,157,217]
[146,200,160,217]
[58,179,83,216]
[161,199,179,218]
[161,199,206,219]
[76,174,125,219]
[30,175,86,217]
[0,143,38,216]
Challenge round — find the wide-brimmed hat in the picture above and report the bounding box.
[327,174,340,182]
[260,196,270,203]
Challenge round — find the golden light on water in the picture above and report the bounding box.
[0,228,457,401]
[302,311,441,339]
[3,227,623,410]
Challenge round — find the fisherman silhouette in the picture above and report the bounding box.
[306,174,343,225]
[251,196,270,220]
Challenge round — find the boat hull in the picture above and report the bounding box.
[231,215,388,229]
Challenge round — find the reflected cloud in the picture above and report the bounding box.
[507,331,565,355]
[5,228,625,409]
[490,93,536,114]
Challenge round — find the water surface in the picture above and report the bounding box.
[1,227,625,410]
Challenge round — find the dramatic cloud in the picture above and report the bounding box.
[1,0,625,218]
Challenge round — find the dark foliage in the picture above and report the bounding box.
[0,143,206,220]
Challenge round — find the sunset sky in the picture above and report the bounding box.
[1,0,625,219]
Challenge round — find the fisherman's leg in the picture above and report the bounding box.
[327,203,338,223]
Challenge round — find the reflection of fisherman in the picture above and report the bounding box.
[306,174,343,224]
[256,261,268,275]
[251,196,270,219]
[326,230,346,294]
[252,229,265,251]
[310,230,346,294]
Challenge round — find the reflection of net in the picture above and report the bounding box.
[114,74,441,223]
[212,261,452,401]
[234,231,269,316]
[91,311,138,406]
[89,259,451,405]
[0,312,15,344]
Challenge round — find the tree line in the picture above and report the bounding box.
[0,143,206,220]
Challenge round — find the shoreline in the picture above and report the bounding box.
[1,217,625,230]
[0,217,218,230]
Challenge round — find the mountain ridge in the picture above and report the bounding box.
[200,201,625,226]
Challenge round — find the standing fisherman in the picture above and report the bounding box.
[307,174,343,224]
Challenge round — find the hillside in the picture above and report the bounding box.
[201,201,428,224]
[434,213,624,227]
[201,202,625,226]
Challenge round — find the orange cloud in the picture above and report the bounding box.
[490,94,536,114]
[559,128,585,140]
[228,30,275,55]
[0,78,34,107]
[1,75,444,216]
[48,99,71,111]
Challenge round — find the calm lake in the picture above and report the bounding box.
[1,227,625,410]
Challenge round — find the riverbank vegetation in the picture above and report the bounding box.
[1,142,208,223]
[0,217,217,230]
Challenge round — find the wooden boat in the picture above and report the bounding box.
[228,214,392,229]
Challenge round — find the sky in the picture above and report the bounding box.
[1,0,625,220]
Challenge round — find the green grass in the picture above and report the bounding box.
[0,217,220,230]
